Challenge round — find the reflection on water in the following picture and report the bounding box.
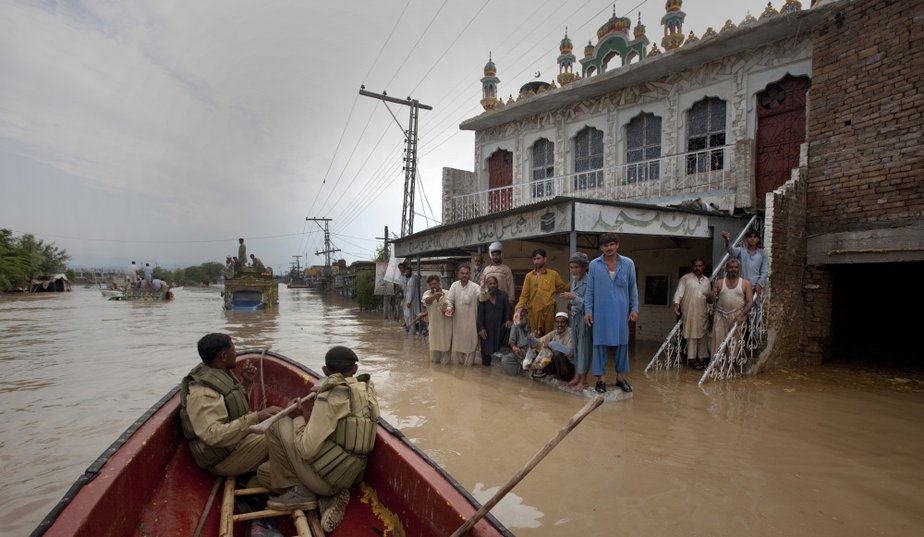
[224,309,279,350]
[2,287,924,536]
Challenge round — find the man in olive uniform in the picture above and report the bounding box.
[262,346,380,533]
[180,333,283,477]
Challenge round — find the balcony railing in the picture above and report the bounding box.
[446,146,736,223]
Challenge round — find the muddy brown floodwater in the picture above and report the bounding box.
[1,286,923,536]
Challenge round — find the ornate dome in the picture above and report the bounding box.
[634,13,646,38]
[560,31,573,54]
[484,54,496,77]
[665,0,683,13]
[584,40,595,58]
[596,6,631,40]
[781,0,802,14]
[760,2,779,20]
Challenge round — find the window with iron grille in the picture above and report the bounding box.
[574,127,604,190]
[531,138,555,198]
[686,97,726,174]
[626,113,661,184]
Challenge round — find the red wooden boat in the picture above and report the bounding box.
[31,349,512,537]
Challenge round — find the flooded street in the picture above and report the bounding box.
[2,286,924,536]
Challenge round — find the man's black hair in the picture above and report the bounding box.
[198,333,232,363]
[531,248,548,258]
[599,233,620,246]
[325,346,358,374]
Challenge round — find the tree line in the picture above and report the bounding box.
[0,229,70,292]
[155,262,225,286]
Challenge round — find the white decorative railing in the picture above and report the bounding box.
[446,146,736,223]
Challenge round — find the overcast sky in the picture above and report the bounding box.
[1,0,779,272]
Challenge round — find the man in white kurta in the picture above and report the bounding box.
[422,275,452,364]
[673,258,713,368]
[480,241,516,305]
[401,265,421,335]
[444,265,481,366]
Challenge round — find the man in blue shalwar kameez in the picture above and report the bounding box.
[584,233,639,393]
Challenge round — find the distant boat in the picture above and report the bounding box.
[108,287,173,302]
[223,267,278,310]
[30,349,512,537]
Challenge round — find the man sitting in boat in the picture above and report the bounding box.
[180,334,284,478]
[260,346,380,533]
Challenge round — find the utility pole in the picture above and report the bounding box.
[359,87,432,237]
[306,217,340,281]
[375,225,391,319]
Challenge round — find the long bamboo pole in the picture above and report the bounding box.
[449,395,605,537]
[249,392,317,435]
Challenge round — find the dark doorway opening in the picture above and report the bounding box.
[829,261,924,370]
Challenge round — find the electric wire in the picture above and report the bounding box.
[382,0,450,91]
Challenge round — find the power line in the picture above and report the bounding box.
[11,230,316,244]
[307,0,414,218]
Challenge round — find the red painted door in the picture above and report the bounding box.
[488,150,513,212]
[756,75,811,199]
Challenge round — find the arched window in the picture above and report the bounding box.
[602,50,619,71]
[574,127,604,190]
[686,97,726,174]
[626,113,661,183]
[531,138,555,198]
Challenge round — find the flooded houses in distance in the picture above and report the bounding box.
[393,0,923,371]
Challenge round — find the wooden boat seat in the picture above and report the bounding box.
[219,476,327,537]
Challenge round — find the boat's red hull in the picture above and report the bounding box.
[33,350,510,537]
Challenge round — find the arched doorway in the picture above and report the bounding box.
[488,149,513,212]
[755,75,811,200]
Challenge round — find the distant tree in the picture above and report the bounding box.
[0,229,69,292]
[355,268,381,311]
[201,262,224,283]
[373,245,389,262]
[0,229,26,291]
[184,265,206,285]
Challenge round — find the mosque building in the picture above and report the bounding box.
[394,0,923,370]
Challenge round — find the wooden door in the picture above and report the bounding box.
[488,150,513,212]
[756,75,811,199]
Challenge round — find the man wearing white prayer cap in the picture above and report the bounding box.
[480,241,516,304]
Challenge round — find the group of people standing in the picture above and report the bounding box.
[126,260,169,292]
[224,238,269,279]
[419,234,640,394]
[672,228,767,370]
[411,228,766,394]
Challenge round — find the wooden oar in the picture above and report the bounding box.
[192,476,222,537]
[449,394,605,537]
[249,392,317,435]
